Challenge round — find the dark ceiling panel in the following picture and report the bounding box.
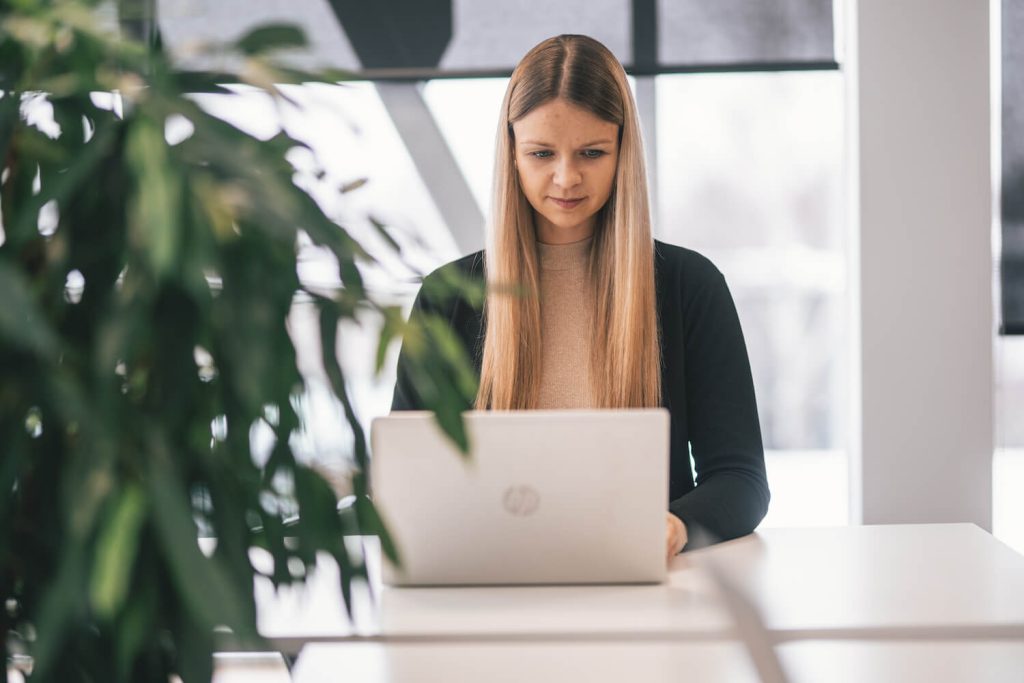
[329,0,452,70]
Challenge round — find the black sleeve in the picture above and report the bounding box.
[390,252,486,413]
[668,267,770,546]
[390,286,431,412]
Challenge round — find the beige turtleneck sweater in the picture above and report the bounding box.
[536,235,595,409]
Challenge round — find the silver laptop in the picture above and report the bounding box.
[369,409,670,586]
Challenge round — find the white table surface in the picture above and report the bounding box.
[289,640,1024,683]
[680,523,1024,636]
[255,523,1024,647]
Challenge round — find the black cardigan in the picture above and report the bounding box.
[390,240,770,548]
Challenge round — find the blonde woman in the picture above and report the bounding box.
[392,34,769,562]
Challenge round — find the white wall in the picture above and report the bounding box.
[846,0,994,528]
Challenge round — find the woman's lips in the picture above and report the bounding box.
[550,197,585,209]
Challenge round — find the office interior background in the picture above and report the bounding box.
[15,0,1020,541]
[3,1,1020,681]
[157,2,846,523]
[89,0,1015,554]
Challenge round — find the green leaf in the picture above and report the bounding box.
[432,400,470,454]
[6,120,119,245]
[235,24,307,55]
[171,70,236,94]
[403,314,476,455]
[0,89,19,158]
[126,116,181,278]
[146,435,258,642]
[422,265,487,310]
[354,493,402,567]
[389,302,476,455]
[176,618,215,683]
[374,305,404,374]
[116,578,156,681]
[318,300,370,473]
[424,315,479,402]
[90,483,147,618]
[0,261,60,358]
[368,215,402,254]
[27,541,89,681]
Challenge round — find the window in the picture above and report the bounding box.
[199,70,850,525]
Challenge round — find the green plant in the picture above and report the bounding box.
[0,1,478,680]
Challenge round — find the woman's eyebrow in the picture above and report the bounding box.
[518,138,615,147]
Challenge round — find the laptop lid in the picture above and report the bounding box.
[369,409,670,586]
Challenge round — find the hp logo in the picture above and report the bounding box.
[502,485,540,516]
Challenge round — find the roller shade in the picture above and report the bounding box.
[155,0,836,77]
[1003,0,1024,335]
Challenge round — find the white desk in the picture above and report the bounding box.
[289,640,1024,683]
[681,523,1024,638]
[248,524,1024,681]
[256,524,1024,642]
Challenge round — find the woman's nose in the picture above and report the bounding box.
[553,158,582,189]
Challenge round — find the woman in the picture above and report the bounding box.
[391,34,769,561]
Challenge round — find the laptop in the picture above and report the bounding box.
[369,409,670,586]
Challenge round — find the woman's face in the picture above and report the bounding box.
[512,98,619,245]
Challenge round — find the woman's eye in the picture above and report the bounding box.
[524,150,602,159]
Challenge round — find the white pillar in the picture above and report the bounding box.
[845,0,994,528]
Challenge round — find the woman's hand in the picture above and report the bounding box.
[666,513,688,561]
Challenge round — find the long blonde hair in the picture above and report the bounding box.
[476,34,661,410]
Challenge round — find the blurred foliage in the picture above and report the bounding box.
[0,0,478,681]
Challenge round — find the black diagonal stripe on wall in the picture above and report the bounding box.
[328,0,452,70]
[1003,0,1024,334]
